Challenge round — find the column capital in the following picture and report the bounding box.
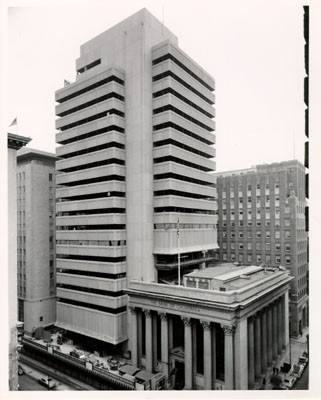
[201,320,211,330]
[181,317,191,327]
[129,306,137,315]
[143,309,152,318]
[159,312,168,321]
[221,324,236,335]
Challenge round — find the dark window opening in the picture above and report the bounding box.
[153,138,213,159]
[76,58,101,74]
[57,75,124,104]
[57,208,125,217]
[57,224,125,231]
[154,206,215,215]
[57,125,124,146]
[154,189,215,200]
[58,109,124,132]
[154,172,215,187]
[57,269,125,279]
[58,297,126,314]
[152,53,214,91]
[56,254,126,263]
[153,70,213,105]
[56,174,125,188]
[57,92,124,117]
[57,283,124,297]
[153,104,213,132]
[154,155,213,172]
[59,141,124,159]
[153,121,214,146]
[58,157,125,173]
[153,87,214,118]
[56,191,125,203]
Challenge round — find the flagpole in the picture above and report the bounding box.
[177,218,180,286]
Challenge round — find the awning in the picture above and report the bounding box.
[135,370,153,382]
[119,365,141,376]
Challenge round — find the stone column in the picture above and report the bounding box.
[182,317,193,390]
[201,321,212,390]
[261,309,267,374]
[283,291,289,349]
[254,314,261,379]
[247,317,255,388]
[152,312,158,370]
[137,309,143,367]
[211,324,216,388]
[267,306,273,366]
[272,302,278,359]
[234,319,248,390]
[277,300,283,354]
[222,324,235,390]
[130,307,138,367]
[144,309,153,372]
[159,313,169,378]
[168,316,173,350]
[192,321,197,388]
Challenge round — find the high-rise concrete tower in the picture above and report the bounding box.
[55,9,217,347]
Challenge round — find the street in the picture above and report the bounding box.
[18,361,76,391]
[19,373,47,391]
[293,364,309,390]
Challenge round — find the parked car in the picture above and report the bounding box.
[282,375,297,389]
[18,365,25,376]
[292,363,304,378]
[38,377,57,389]
[298,356,308,367]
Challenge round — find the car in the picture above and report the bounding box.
[18,365,25,376]
[282,375,297,389]
[292,363,304,378]
[298,356,308,367]
[37,377,57,389]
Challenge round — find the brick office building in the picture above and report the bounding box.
[214,160,308,338]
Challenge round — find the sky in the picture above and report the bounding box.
[6,0,308,172]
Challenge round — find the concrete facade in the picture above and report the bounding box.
[55,9,217,346]
[127,264,292,389]
[17,148,57,334]
[8,133,31,390]
[214,160,308,338]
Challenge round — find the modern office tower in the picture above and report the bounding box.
[54,8,217,351]
[16,148,57,334]
[8,133,31,390]
[214,160,308,338]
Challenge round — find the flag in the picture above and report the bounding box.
[9,117,17,127]
[64,79,71,86]
[176,218,180,237]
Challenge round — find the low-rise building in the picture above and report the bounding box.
[127,263,292,390]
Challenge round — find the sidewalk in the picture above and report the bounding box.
[254,327,309,390]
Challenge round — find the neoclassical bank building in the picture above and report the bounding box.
[127,264,292,390]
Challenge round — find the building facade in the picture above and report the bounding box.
[127,264,292,389]
[214,160,308,338]
[8,133,31,390]
[54,9,217,347]
[17,148,57,334]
